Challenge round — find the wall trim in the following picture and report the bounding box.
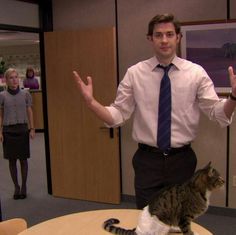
[208,206,236,217]
[122,194,236,217]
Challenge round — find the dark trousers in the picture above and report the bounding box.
[132,145,197,209]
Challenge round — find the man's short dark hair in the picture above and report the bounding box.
[147,13,181,36]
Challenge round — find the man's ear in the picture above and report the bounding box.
[147,35,153,41]
[176,33,182,43]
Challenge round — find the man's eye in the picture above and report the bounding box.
[153,32,175,39]
[166,32,175,37]
[154,33,162,38]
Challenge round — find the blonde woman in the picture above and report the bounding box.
[0,68,35,199]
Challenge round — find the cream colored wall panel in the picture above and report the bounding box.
[229,117,236,208]
[192,114,227,207]
[121,118,136,196]
[0,0,39,27]
[117,0,227,79]
[231,0,236,18]
[52,0,115,30]
[164,0,226,22]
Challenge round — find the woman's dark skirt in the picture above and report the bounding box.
[2,124,30,160]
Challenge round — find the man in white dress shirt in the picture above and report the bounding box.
[73,13,236,209]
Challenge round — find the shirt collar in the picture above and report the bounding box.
[171,56,182,70]
[150,55,182,71]
[7,86,20,95]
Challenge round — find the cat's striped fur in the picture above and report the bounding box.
[103,162,224,235]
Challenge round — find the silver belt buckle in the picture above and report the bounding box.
[163,151,168,156]
[163,148,170,156]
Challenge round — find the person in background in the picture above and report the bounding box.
[0,68,35,200]
[23,67,39,90]
[73,13,236,209]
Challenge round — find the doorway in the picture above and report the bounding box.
[0,30,47,197]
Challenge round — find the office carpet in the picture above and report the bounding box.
[0,133,235,234]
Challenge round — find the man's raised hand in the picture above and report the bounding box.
[73,71,94,105]
[228,66,236,96]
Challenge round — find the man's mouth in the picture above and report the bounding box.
[161,47,169,51]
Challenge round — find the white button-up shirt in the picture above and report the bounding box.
[105,56,231,147]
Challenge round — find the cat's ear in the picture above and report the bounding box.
[205,162,214,177]
[204,161,211,169]
[208,167,214,177]
[204,162,213,176]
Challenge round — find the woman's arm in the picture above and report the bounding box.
[27,106,35,139]
[0,108,3,142]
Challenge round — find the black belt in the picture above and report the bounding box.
[138,143,191,156]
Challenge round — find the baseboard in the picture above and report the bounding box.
[121,194,236,217]
[207,206,236,217]
[35,129,44,133]
[121,194,136,203]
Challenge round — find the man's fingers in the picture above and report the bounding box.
[86,76,92,85]
[73,71,92,86]
[228,66,234,78]
[73,71,81,82]
[73,70,78,76]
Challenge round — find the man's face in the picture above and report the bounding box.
[148,22,181,62]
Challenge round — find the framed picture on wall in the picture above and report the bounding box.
[180,21,236,94]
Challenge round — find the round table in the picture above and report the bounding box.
[18,209,212,235]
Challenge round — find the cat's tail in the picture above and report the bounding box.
[103,218,136,235]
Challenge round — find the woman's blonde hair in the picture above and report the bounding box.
[4,68,18,80]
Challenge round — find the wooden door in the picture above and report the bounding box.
[44,28,120,203]
[30,91,44,130]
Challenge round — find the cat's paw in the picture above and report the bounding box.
[193,232,199,235]
[169,226,182,233]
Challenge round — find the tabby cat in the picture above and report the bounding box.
[103,162,224,235]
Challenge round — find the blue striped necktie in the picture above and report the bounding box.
[157,64,172,151]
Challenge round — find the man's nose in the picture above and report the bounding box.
[161,34,168,42]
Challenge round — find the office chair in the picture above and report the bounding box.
[0,218,27,235]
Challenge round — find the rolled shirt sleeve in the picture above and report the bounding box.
[210,99,232,127]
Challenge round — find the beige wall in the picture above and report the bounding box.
[191,114,227,207]
[117,0,227,78]
[229,118,236,208]
[52,0,115,30]
[0,0,39,27]
[231,0,236,18]
[52,0,236,207]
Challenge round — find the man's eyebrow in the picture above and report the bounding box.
[154,31,175,34]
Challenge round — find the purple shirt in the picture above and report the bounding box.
[23,78,39,90]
